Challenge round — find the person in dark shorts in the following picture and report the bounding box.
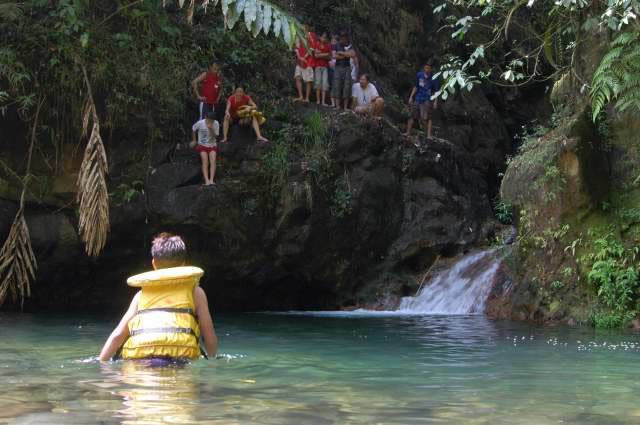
[404,61,440,139]
[331,32,356,110]
[192,63,223,121]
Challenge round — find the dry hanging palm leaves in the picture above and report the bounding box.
[77,64,110,256]
[0,98,42,307]
[0,210,36,306]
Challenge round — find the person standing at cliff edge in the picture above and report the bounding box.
[332,32,356,110]
[403,61,440,140]
[192,63,223,121]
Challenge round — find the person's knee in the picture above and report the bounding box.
[375,98,384,107]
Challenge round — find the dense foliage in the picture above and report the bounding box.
[432,0,640,118]
[0,0,300,305]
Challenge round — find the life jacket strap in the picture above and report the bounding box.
[136,307,197,318]
[130,327,198,337]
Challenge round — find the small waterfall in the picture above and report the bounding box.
[398,250,501,315]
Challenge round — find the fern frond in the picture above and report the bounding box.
[591,26,640,120]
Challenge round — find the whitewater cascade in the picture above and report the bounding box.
[398,250,501,314]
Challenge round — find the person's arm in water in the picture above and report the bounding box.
[194,286,217,356]
[191,72,207,101]
[98,292,140,362]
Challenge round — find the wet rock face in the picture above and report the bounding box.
[133,111,496,311]
[0,96,508,312]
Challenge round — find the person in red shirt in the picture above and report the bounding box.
[221,86,268,144]
[192,63,223,120]
[294,38,313,102]
[313,32,332,106]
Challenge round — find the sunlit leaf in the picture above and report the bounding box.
[282,16,291,46]
[273,10,282,38]
[244,0,257,31]
[262,3,272,35]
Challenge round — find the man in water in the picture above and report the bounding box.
[404,61,440,139]
[192,63,223,121]
[352,74,384,119]
[99,233,217,362]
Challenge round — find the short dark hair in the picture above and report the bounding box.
[151,232,186,269]
[339,31,349,39]
[360,73,369,81]
[205,112,216,121]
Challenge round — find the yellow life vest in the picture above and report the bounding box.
[236,105,267,125]
[121,266,204,360]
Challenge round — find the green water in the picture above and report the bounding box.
[1,312,640,425]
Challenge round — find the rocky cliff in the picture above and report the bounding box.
[0,93,512,311]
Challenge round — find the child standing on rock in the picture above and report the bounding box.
[189,112,219,186]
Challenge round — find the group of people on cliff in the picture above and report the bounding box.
[179,64,268,187]
[183,27,441,187]
[293,26,440,138]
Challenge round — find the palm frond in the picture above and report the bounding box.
[77,65,110,256]
[77,118,110,256]
[0,210,36,307]
[180,0,304,47]
[0,1,23,21]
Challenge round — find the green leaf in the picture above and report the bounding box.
[244,0,257,31]
[273,10,282,38]
[262,3,272,35]
[221,0,235,15]
[289,21,297,47]
[252,3,263,37]
[282,15,291,46]
[80,32,89,48]
[235,0,245,16]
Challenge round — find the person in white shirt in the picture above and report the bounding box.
[190,112,219,186]
[352,74,384,118]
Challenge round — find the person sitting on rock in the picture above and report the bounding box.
[221,86,269,144]
[404,60,440,140]
[99,232,217,363]
[190,112,219,186]
[352,74,384,119]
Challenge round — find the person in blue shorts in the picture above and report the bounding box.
[404,61,440,139]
